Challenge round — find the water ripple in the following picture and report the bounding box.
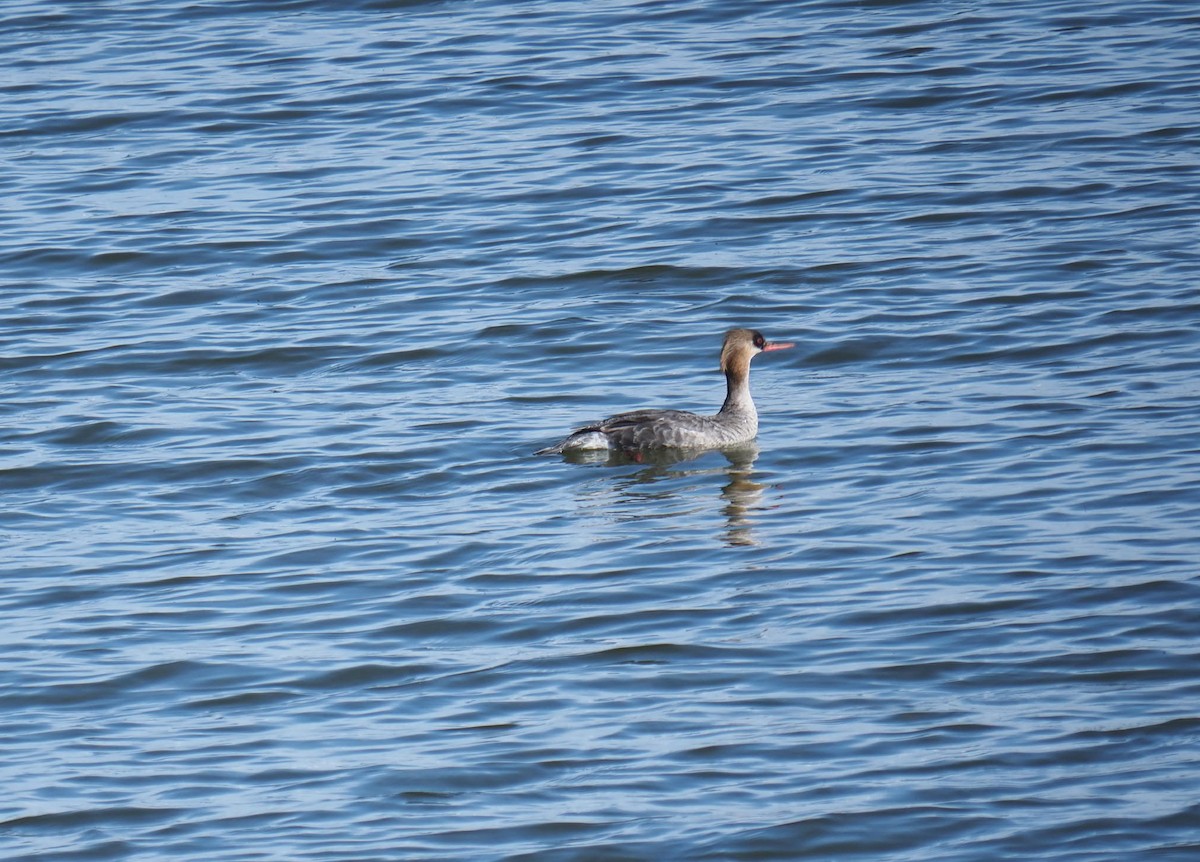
[3,0,1199,860]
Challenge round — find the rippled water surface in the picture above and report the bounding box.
[4,1,1200,859]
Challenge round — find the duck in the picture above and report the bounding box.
[536,328,793,455]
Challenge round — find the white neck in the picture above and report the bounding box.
[719,367,755,416]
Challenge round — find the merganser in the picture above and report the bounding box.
[536,328,793,455]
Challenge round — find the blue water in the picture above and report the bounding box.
[4,0,1200,859]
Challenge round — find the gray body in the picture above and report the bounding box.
[537,405,757,455]
[536,328,789,456]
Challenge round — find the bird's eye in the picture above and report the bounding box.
[753,334,765,348]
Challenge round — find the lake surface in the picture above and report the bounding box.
[3,0,1200,859]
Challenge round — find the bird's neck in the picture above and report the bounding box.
[719,359,755,416]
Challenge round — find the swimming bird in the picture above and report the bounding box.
[536,328,793,455]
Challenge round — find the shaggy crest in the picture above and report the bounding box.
[719,328,761,374]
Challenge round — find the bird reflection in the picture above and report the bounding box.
[567,443,769,546]
[717,446,769,546]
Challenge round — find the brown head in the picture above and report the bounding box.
[719,328,794,375]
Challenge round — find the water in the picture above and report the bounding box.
[4,0,1200,859]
